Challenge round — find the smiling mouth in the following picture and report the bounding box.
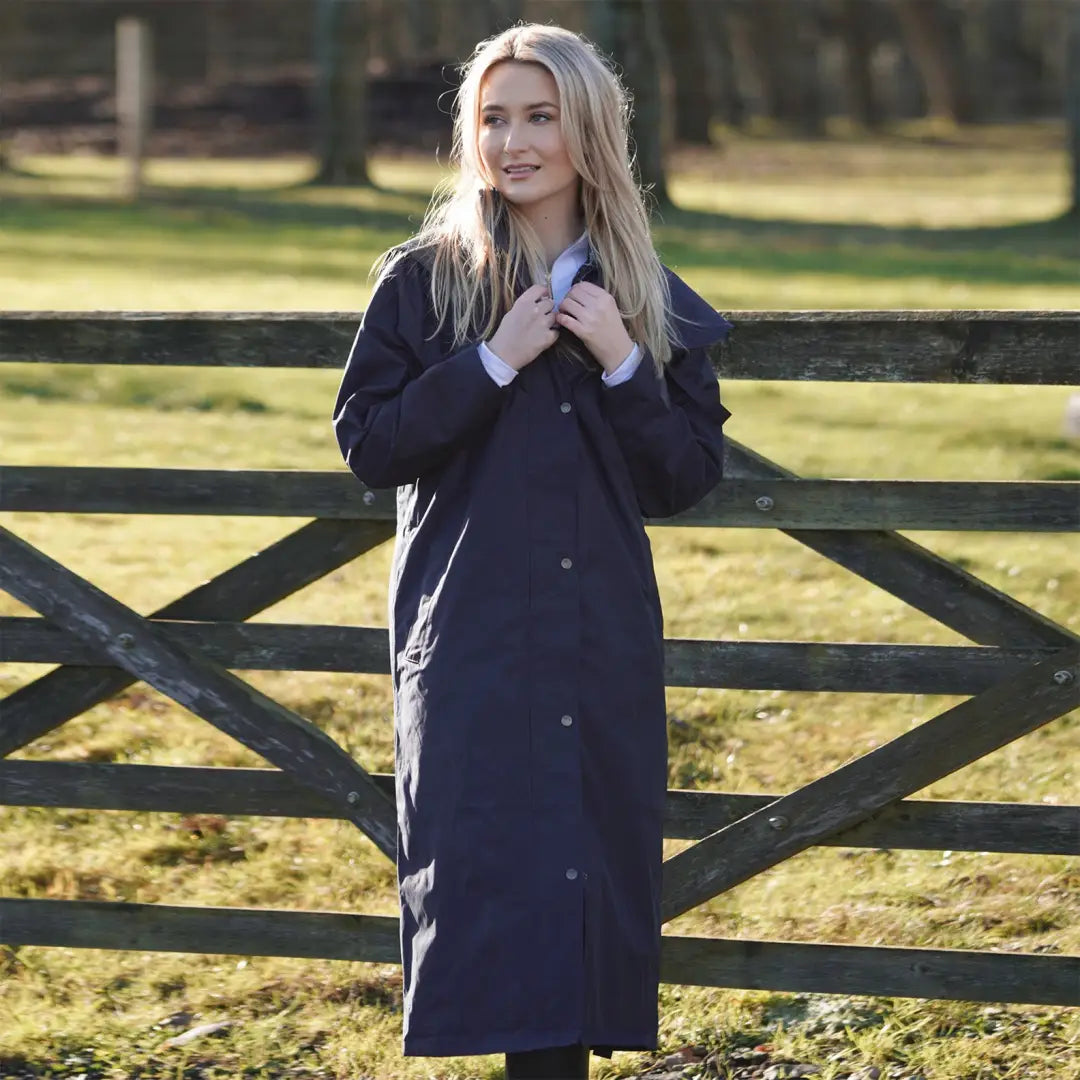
[504,166,540,175]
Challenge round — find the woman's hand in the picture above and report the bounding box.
[554,282,636,374]
[486,284,559,371]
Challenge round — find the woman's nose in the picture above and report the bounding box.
[504,123,528,151]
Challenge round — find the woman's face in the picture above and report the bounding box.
[477,60,581,223]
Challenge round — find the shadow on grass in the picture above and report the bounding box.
[0,176,1077,292]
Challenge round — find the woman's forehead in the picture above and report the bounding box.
[479,61,559,108]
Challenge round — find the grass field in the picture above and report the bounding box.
[1,130,1078,1080]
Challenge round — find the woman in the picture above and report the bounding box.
[332,22,732,1080]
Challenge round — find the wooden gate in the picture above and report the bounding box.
[1,311,1077,1007]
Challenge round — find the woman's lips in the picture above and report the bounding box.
[505,166,540,179]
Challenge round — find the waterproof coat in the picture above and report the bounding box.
[332,242,732,1058]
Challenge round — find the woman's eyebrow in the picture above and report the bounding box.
[481,100,559,112]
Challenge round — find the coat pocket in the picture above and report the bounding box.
[397,593,434,671]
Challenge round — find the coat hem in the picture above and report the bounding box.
[402,1028,656,1057]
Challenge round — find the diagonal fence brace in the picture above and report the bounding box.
[718,439,1077,649]
[0,525,397,858]
[661,653,1079,922]
[0,517,394,757]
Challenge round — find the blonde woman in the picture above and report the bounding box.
[332,22,732,1080]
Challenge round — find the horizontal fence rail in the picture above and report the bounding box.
[2,466,1078,531]
[1,311,1079,382]
[1,761,1076,856]
[1,898,1075,1007]
[0,616,1071,695]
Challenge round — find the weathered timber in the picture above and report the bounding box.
[1,761,1075,856]
[2,312,1078,384]
[671,479,1080,531]
[1,617,1064,695]
[0,897,401,962]
[0,518,394,757]
[661,655,1080,920]
[725,439,1079,650]
[659,936,1080,1007]
[2,898,1075,1006]
[4,466,1078,532]
[0,526,397,857]
[0,312,357,370]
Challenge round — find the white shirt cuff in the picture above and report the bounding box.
[478,340,518,386]
[601,343,642,387]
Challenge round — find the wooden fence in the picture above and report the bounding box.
[1,311,1078,1008]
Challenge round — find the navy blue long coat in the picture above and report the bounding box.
[332,241,731,1059]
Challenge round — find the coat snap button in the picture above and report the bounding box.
[565,868,578,880]
[560,401,572,413]
[561,557,573,569]
[561,714,573,727]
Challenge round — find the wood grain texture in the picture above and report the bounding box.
[0,525,397,857]
[0,518,393,757]
[4,467,1076,531]
[724,439,1078,649]
[1,616,1066,695]
[661,655,1080,920]
[1,761,1075,856]
[2,311,1078,384]
[2,898,1074,1005]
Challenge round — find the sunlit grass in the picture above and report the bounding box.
[1,132,1078,1078]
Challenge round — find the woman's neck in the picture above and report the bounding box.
[523,203,586,269]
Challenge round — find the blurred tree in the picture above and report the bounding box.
[313,0,370,184]
[1068,1,1080,216]
[833,0,886,128]
[659,0,741,143]
[588,0,670,204]
[0,0,25,170]
[892,0,975,123]
[727,0,826,135]
[204,1,233,88]
[973,0,1042,120]
[403,0,441,58]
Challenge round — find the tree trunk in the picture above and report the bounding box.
[732,0,826,135]
[1068,2,1080,216]
[313,0,370,185]
[660,0,712,144]
[618,0,671,204]
[892,0,975,123]
[701,0,747,129]
[0,0,25,171]
[404,0,441,58]
[834,0,886,128]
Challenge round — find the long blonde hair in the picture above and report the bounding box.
[371,22,681,372]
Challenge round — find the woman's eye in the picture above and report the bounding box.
[481,113,551,126]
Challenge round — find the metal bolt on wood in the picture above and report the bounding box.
[1052,670,1074,685]
[755,496,774,512]
[347,791,360,805]
[363,491,376,506]
[767,815,789,830]
[117,633,135,649]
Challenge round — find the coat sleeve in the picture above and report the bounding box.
[331,255,509,489]
[599,339,731,519]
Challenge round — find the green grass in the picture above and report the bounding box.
[1,132,1078,1079]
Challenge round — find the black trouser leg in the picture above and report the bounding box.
[504,1041,589,1080]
